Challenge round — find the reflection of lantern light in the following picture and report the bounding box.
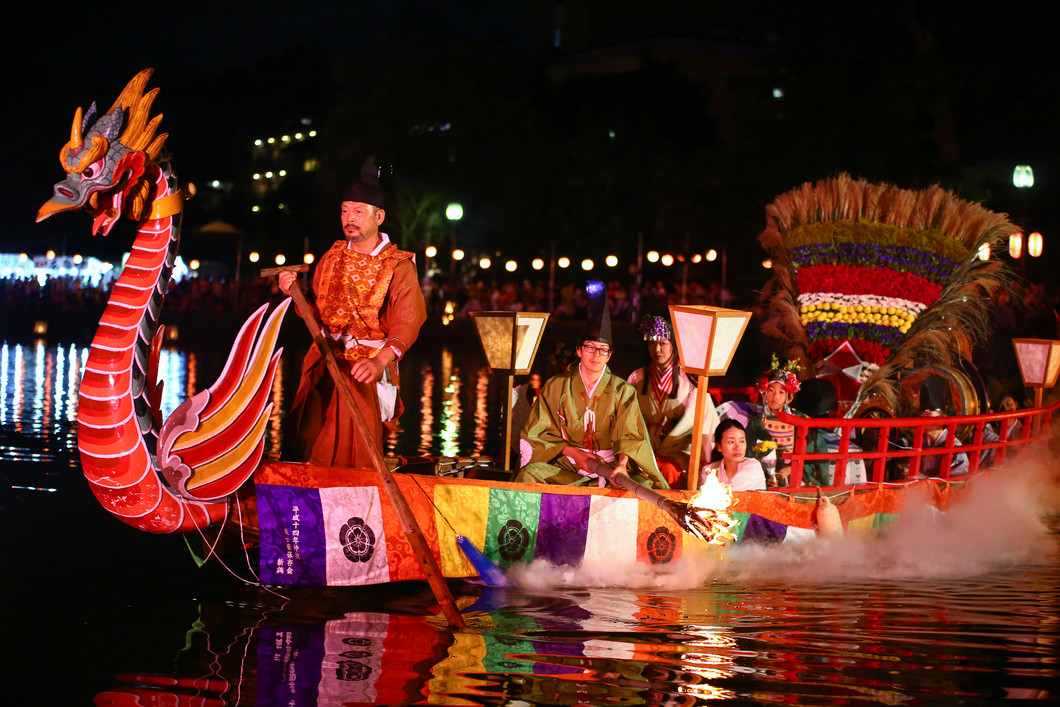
[977,243,991,261]
[581,258,594,271]
[303,253,315,265]
[660,253,674,267]
[1028,231,1043,257]
[275,254,286,266]
[1013,164,1035,189]
[425,245,438,258]
[762,259,773,269]
[706,249,717,261]
[532,258,544,270]
[605,255,618,267]
[647,250,660,263]
[505,260,517,272]
[1009,232,1023,259]
[479,257,491,269]
[558,257,570,269]
[452,248,465,261]
[189,259,200,270]
[249,252,260,263]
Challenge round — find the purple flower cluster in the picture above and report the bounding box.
[805,320,905,349]
[791,244,957,284]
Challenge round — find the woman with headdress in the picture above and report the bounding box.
[626,315,718,487]
[744,355,828,487]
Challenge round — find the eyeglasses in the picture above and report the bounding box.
[581,344,612,356]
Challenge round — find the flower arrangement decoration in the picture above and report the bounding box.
[751,439,778,456]
[757,174,1014,412]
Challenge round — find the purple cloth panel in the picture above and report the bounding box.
[257,484,327,586]
[740,513,789,545]
[534,492,590,566]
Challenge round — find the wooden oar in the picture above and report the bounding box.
[263,264,465,628]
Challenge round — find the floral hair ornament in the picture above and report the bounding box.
[639,315,673,342]
[756,354,802,396]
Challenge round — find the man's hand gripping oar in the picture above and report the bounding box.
[582,456,726,543]
[262,263,466,628]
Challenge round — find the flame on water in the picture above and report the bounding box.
[689,469,739,545]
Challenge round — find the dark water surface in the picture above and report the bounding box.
[3,335,1059,705]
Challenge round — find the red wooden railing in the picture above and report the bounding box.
[706,386,1058,491]
[780,401,1059,490]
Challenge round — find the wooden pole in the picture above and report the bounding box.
[503,372,514,471]
[687,373,709,491]
[265,265,465,628]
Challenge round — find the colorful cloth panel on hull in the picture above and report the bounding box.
[255,462,692,587]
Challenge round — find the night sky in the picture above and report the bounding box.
[4,1,1058,283]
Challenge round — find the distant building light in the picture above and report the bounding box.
[254,139,263,146]
[706,249,718,262]
[309,130,317,137]
[252,205,261,213]
[265,171,274,179]
[452,248,465,261]
[660,253,674,267]
[278,170,287,177]
[608,130,616,139]
[72,254,83,264]
[253,173,261,180]
[558,257,570,269]
[691,253,702,263]
[532,258,545,270]
[425,245,438,258]
[772,87,784,99]
[278,203,285,210]
[275,254,286,266]
[303,253,315,265]
[210,180,222,188]
[267,137,276,144]
[647,250,660,263]
[294,133,303,140]
[605,255,618,267]
[249,252,260,263]
[45,250,56,260]
[581,258,594,271]
[479,257,491,269]
[505,260,517,272]
[281,135,290,143]
[763,259,773,269]
[189,259,200,270]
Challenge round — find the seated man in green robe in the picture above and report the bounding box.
[514,281,668,489]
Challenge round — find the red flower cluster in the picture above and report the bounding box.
[808,338,891,366]
[796,264,942,306]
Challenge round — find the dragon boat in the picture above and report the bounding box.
[37,71,1057,594]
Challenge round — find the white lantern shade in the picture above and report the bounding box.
[470,311,549,374]
[1013,338,1060,388]
[669,305,752,376]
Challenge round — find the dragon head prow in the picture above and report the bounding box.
[37,68,170,235]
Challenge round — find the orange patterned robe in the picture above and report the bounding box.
[288,239,426,469]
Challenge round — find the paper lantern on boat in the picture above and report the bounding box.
[668,305,753,491]
[1013,338,1060,410]
[470,311,550,471]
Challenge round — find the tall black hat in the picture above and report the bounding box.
[341,163,385,208]
[581,280,612,345]
[918,375,953,413]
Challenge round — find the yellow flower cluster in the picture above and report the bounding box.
[800,303,914,333]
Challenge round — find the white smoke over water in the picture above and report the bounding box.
[509,445,1060,591]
